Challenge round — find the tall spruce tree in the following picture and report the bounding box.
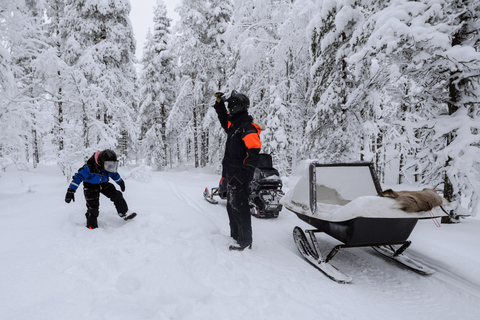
[138,0,175,170]
[0,0,26,164]
[59,0,137,156]
[260,0,315,174]
[420,0,480,219]
[170,0,232,168]
[0,0,49,167]
[307,0,367,162]
[328,0,480,217]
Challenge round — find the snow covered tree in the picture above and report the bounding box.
[138,0,176,170]
[59,0,137,157]
[0,0,26,166]
[170,0,233,168]
[417,1,480,219]
[331,0,480,217]
[223,0,284,172]
[306,0,375,164]
[248,0,315,174]
[0,0,51,168]
[43,0,67,155]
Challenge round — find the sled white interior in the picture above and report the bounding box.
[281,163,448,222]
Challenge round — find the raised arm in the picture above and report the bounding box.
[213,92,229,132]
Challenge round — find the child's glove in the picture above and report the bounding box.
[65,188,75,203]
[119,181,125,192]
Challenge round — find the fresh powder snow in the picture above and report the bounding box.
[1,164,479,319]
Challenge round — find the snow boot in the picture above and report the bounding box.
[86,216,98,229]
[229,243,252,251]
[119,212,137,221]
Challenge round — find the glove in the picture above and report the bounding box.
[215,92,224,103]
[119,181,125,192]
[65,188,75,203]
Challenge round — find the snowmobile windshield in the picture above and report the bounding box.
[104,160,119,173]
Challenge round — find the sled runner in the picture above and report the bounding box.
[281,162,448,283]
[203,154,284,218]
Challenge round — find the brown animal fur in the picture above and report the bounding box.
[379,188,445,213]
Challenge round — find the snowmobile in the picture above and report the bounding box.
[203,176,227,205]
[203,153,284,218]
[281,162,450,283]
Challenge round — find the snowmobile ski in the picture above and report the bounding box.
[372,245,435,275]
[203,187,218,204]
[123,212,137,221]
[293,227,352,283]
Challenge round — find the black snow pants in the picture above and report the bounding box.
[226,183,252,247]
[83,181,127,228]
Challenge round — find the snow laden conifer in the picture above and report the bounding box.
[306,0,368,163]
[41,0,67,157]
[235,0,315,174]
[0,0,49,168]
[336,0,480,218]
[225,0,284,171]
[138,0,175,170]
[264,0,315,174]
[203,0,234,169]
[415,1,480,219]
[59,0,137,156]
[169,0,233,168]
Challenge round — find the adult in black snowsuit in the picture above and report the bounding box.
[64,149,136,229]
[213,90,262,251]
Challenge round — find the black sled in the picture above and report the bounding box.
[203,153,284,219]
[283,162,448,283]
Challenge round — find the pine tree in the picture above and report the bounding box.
[419,0,480,220]
[0,0,25,164]
[43,0,67,156]
[59,0,137,155]
[170,0,233,168]
[138,0,176,170]
[307,0,368,162]
[334,0,480,217]
[0,0,49,167]
[256,0,315,174]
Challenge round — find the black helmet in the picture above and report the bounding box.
[98,149,118,172]
[226,90,249,115]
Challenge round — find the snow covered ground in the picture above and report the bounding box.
[1,164,480,320]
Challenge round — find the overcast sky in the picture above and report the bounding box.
[130,0,180,60]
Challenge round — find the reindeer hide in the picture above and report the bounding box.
[379,188,445,213]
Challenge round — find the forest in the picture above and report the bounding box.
[0,0,479,218]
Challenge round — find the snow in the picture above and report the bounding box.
[1,164,480,319]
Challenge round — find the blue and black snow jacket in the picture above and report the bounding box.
[68,154,123,191]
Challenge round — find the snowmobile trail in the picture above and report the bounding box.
[123,170,480,319]
[166,172,480,296]
[166,177,230,237]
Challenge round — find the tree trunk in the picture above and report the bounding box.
[193,107,199,168]
[161,102,167,169]
[441,60,461,224]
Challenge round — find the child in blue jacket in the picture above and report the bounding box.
[65,149,136,229]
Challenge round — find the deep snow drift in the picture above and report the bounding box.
[1,164,479,320]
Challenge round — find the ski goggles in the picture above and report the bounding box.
[104,160,119,173]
